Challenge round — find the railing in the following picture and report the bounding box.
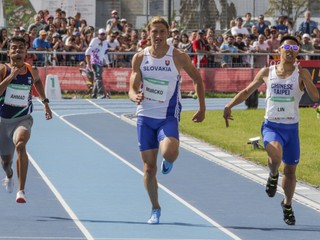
[1,50,320,68]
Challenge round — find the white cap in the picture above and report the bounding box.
[98,28,106,34]
[302,33,311,39]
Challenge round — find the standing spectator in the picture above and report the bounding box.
[287,21,295,36]
[32,30,52,66]
[266,29,281,61]
[73,12,82,29]
[256,14,269,35]
[298,10,318,35]
[85,28,109,99]
[167,28,180,46]
[310,37,320,60]
[51,32,65,65]
[276,15,288,34]
[242,35,256,66]
[214,35,224,66]
[300,33,314,59]
[106,16,122,35]
[206,35,220,67]
[243,12,254,33]
[231,17,249,37]
[27,14,44,37]
[220,35,238,68]
[106,32,120,67]
[44,15,54,31]
[28,25,37,48]
[179,33,193,54]
[106,10,120,27]
[250,25,259,41]
[253,34,270,67]
[192,29,210,67]
[0,28,9,62]
[233,33,247,66]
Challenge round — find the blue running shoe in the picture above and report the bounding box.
[161,159,173,174]
[147,208,161,224]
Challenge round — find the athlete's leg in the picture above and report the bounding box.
[141,149,160,209]
[1,155,13,177]
[159,137,179,164]
[265,141,282,176]
[282,163,297,205]
[13,126,30,191]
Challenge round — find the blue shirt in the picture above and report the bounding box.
[298,20,318,34]
[32,37,51,61]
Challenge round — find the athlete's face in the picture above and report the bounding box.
[7,41,27,65]
[149,23,169,48]
[279,40,299,63]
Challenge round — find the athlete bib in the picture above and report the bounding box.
[143,77,169,102]
[267,96,295,120]
[4,84,30,107]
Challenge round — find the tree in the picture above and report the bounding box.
[265,0,317,25]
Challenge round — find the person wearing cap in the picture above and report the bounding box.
[32,30,52,66]
[192,29,211,67]
[166,28,180,46]
[51,32,65,64]
[85,28,110,99]
[298,10,319,35]
[231,17,249,37]
[106,15,123,35]
[300,33,315,60]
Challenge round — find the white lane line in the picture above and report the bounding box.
[28,154,94,240]
[57,114,242,240]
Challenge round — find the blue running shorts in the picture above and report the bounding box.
[261,120,300,165]
[137,116,179,151]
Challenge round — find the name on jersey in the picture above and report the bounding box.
[146,87,163,95]
[143,66,172,71]
[271,83,293,95]
[10,94,26,100]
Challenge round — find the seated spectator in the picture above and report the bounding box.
[32,30,52,66]
[220,35,239,68]
[51,32,65,65]
[311,37,320,60]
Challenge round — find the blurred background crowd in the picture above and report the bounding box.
[0,7,319,68]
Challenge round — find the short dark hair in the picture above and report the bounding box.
[7,36,26,48]
[280,35,300,46]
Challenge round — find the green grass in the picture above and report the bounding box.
[180,108,320,187]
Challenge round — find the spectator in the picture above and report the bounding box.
[44,15,54,31]
[73,32,86,63]
[115,34,131,67]
[106,10,120,27]
[27,14,44,37]
[311,27,320,39]
[287,21,295,36]
[192,29,210,67]
[120,18,127,30]
[64,36,78,64]
[233,33,247,66]
[206,35,220,67]
[310,37,320,60]
[51,32,65,65]
[256,14,269,35]
[266,29,280,60]
[242,35,256,66]
[214,35,224,66]
[167,28,180,46]
[298,10,318,35]
[220,35,239,68]
[85,28,110,99]
[106,32,120,67]
[172,35,180,48]
[205,28,215,41]
[79,19,88,34]
[264,27,271,39]
[178,33,193,54]
[137,29,148,50]
[57,18,68,36]
[231,17,249,37]
[243,12,254,33]
[74,12,82,29]
[300,33,314,59]
[106,16,122,35]
[252,34,270,67]
[250,25,259,41]
[32,30,52,66]
[11,26,21,37]
[276,15,288,34]
[0,28,9,62]
[28,25,37,47]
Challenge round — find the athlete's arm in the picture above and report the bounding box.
[174,49,205,122]
[299,67,319,103]
[223,67,268,127]
[32,67,53,120]
[129,51,144,105]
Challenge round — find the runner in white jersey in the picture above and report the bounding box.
[223,35,319,225]
[129,16,206,224]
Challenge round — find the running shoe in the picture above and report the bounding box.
[161,159,173,174]
[147,208,161,224]
[265,173,279,197]
[281,200,296,225]
[2,168,14,193]
[16,190,26,203]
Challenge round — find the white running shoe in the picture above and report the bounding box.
[147,208,161,224]
[2,170,14,193]
[16,190,26,203]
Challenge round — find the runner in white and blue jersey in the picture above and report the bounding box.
[129,16,206,225]
[223,35,319,225]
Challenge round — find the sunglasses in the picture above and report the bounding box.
[281,44,299,51]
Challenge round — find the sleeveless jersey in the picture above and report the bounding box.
[0,63,34,119]
[137,45,182,119]
[265,65,303,124]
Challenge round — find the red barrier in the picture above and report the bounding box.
[37,66,266,93]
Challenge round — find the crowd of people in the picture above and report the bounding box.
[0,8,319,69]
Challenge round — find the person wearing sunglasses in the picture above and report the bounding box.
[223,35,319,225]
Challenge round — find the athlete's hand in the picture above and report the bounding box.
[223,106,233,128]
[192,109,205,122]
[133,92,144,105]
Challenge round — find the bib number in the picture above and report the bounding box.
[143,77,169,102]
